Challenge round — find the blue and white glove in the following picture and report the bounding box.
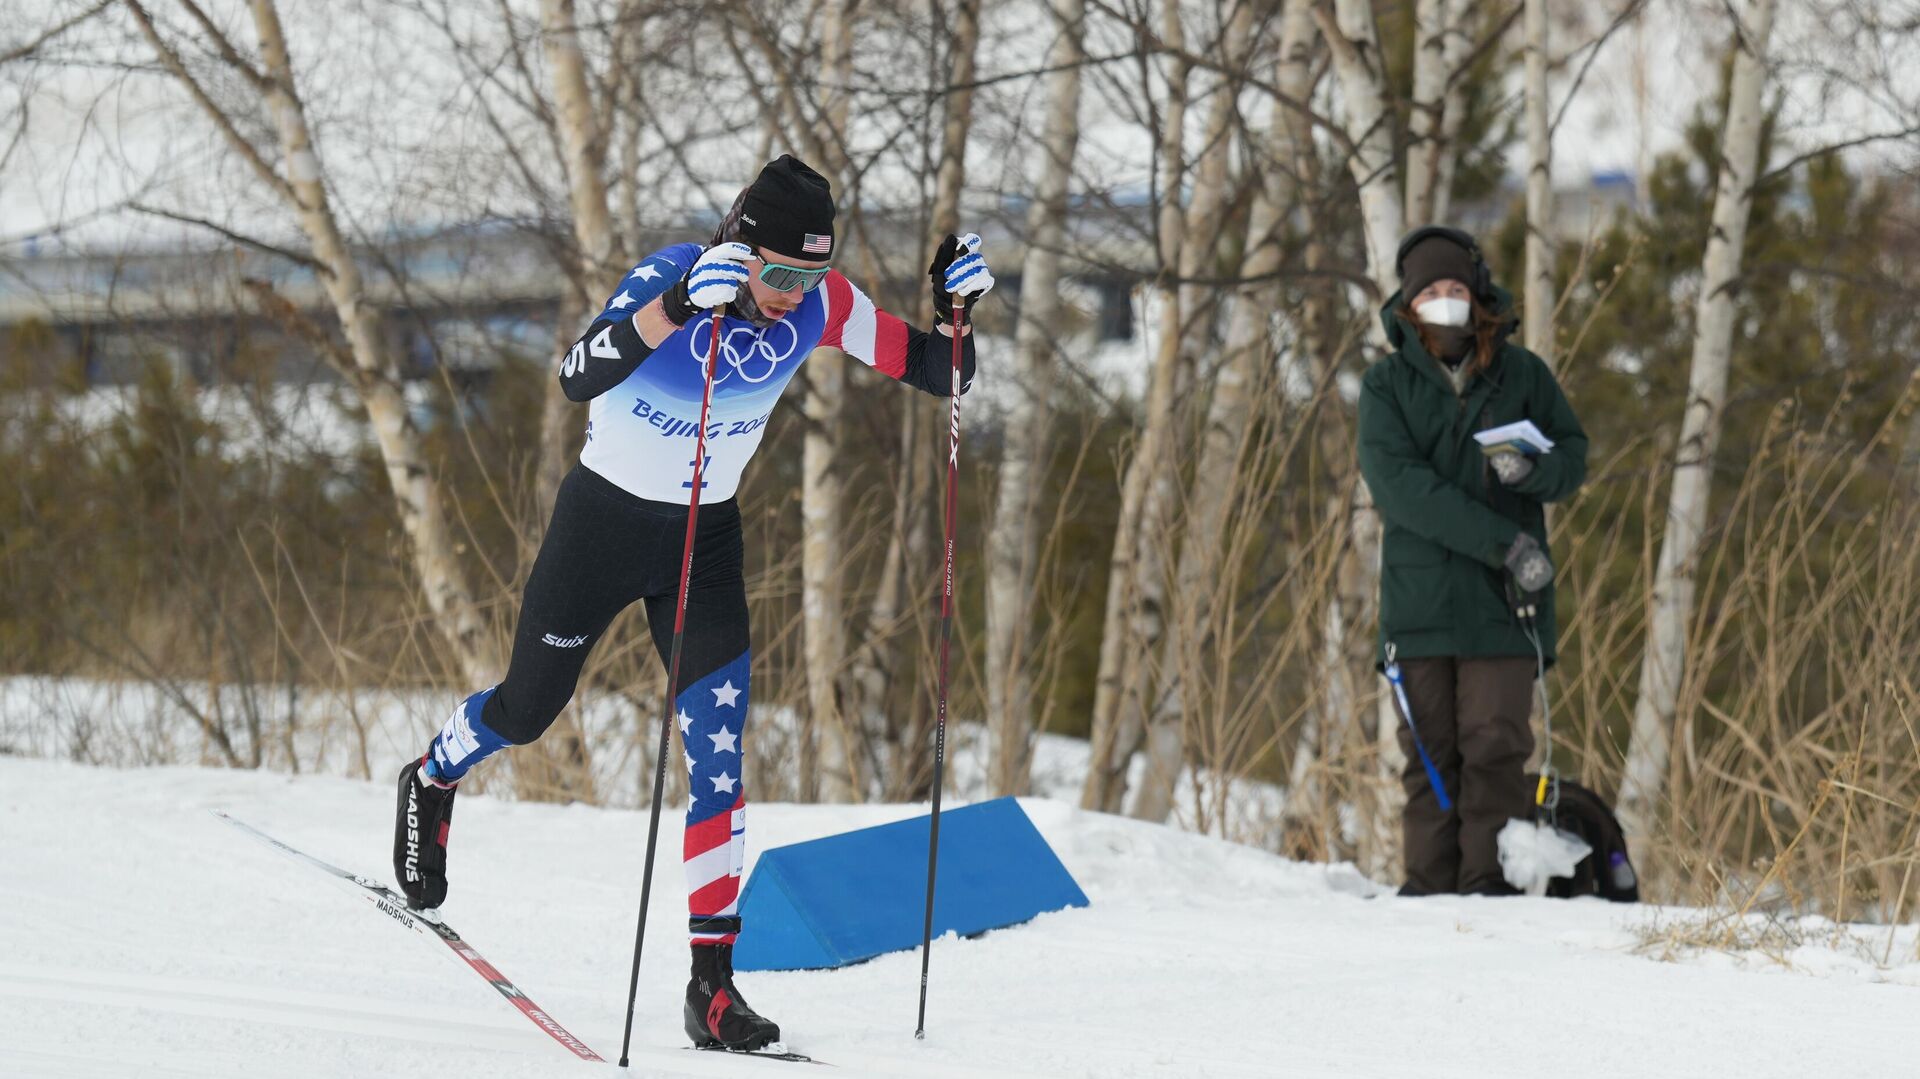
[928,233,994,326]
[661,241,753,325]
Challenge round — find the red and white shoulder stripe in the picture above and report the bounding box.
[818,270,910,380]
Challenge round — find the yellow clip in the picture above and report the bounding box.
[1535,775,1549,806]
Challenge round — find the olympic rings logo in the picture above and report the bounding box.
[687,318,801,386]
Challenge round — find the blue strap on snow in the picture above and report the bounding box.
[1385,649,1452,812]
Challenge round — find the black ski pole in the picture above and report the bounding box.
[915,292,966,1039]
[618,307,725,1068]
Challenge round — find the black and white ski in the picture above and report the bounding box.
[212,809,604,1063]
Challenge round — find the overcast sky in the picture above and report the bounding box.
[2,0,1914,256]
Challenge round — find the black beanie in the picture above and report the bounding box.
[739,155,836,261]
[1398,232,1478,303]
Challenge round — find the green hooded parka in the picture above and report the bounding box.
[1356,288,1588,667]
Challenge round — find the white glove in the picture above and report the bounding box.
[685,241,753,310]
[942,233,994,298]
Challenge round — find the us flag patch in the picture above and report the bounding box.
[802,233,832,254]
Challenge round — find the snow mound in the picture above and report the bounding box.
[1,757,1916,1078]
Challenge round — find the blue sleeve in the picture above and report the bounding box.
[592,243,699,322]
[559,244,702,403]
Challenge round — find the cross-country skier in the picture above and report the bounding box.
[392,154,993,1051]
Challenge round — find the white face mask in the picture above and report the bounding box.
[1414,296,1471,328]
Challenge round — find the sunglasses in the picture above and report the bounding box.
[754,256,831,293]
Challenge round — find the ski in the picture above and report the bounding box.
[211,809,605,1063]
[690,1045,832,1066]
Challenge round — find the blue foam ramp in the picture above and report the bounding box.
[732,797,1088,971]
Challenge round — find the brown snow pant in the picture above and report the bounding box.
[1392,656,1537,894]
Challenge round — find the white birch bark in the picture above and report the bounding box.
[799,0,858,802]
[1131,0,1265,823]
[1316,0,1408,872]
[1522,0,1557,364]
[128,0,497,688]
[986,0,1080,798]
[1317,0,1405,306]
[1618,0,1778,839]
[1259,0,1339,842]
[1403,0,1450,225]
[1429,0,1474,224]
[533,0,619,535]
[847,0,982,796]
[541,0,614,282]
[1082,0,1192,815]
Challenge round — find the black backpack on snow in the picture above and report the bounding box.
[1526,774,1640,902]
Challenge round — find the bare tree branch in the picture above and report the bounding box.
[129,201,327,271]
[122,0,298,205]
[1757,124,1920,188]
[173,0,271,91]
[1,0,115,65]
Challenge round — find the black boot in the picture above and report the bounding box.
[393,756,457,909]
[684,943,780,1051]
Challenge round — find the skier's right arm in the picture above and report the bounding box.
[556,243,751,401]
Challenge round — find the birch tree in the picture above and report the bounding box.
[1522,0,1556,363]
[122,0,497,688]
[1313,0,1405,865]
[1403,0,1451,226]
[1081,0,1195,815]
[849,0,984,796]
[1315,0,1404,302]
[985,0,1082,798]
[1131,0,1272,823]
[535,0,620,516]
[1618,0,1779,839]
[1426,1,1475,224]
[798,0,859,802]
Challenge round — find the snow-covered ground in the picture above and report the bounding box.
[2,756,1917,1078]
[0,675,1286,845]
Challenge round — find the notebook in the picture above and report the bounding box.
[1473,420,1554,456]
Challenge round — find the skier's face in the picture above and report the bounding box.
[745,248,831,319]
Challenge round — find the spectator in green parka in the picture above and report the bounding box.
[1357,226,1589,896]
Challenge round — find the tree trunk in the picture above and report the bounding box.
[1260,0,1343,850]
[1403,0,1450,225]
[1081,0,1192,815]
[1522,0,1556,364]
[1316,0,1408,874]
[851,0,983,797]
[1317,0,1405,306]
[537,0,618,520]
[207,0,495,689]
[1429,0,1473,224]
[986,0,1080,799]
[1618,0,1778,840]
[1131,0,1266,824]
[799,0,859,802]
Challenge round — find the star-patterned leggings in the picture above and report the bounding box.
[455,463,754,945]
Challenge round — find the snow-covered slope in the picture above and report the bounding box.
[1,757,1915,1078]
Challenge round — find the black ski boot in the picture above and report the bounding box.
[393,756,457,909]
[685,943,780,1052]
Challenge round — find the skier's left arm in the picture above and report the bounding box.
[819,234,994,397]
[1506,352,1590,503]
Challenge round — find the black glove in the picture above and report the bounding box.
[1504,532,1554,595]
[927,232,993,326]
